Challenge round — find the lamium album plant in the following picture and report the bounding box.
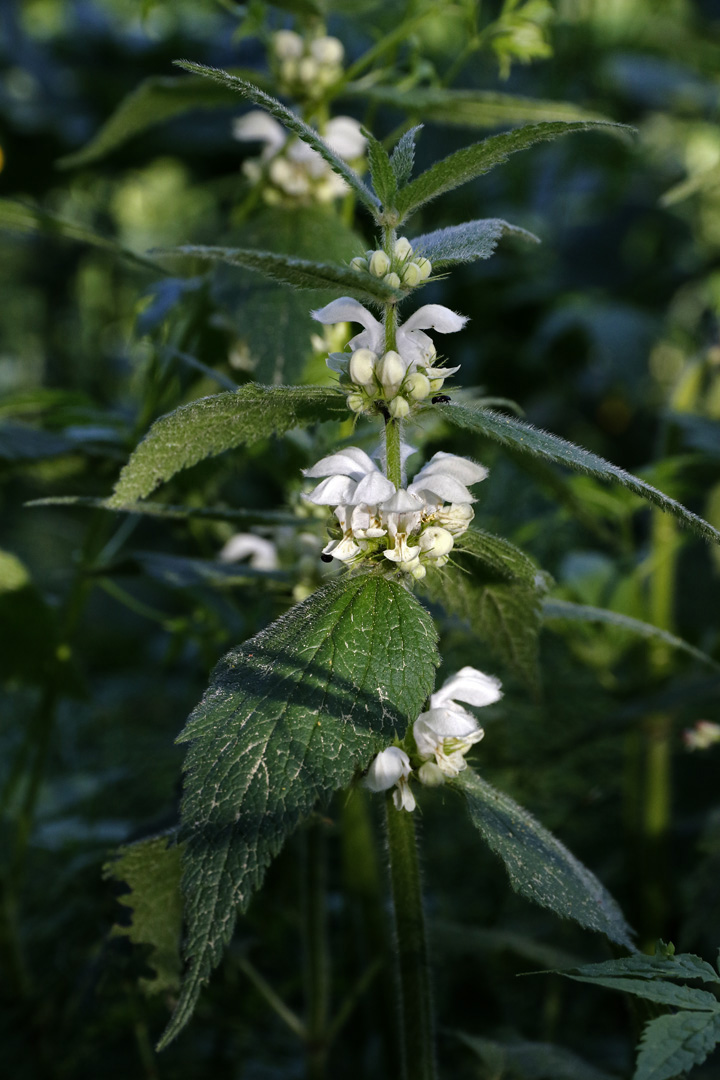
[31,19,720,1080]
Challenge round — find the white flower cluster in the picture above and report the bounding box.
[304,446,486,578]
[364,668,503,811]
[350,236,432,291]
[270,30,344,97]
[313,297,466,417]
[233,112,366,205]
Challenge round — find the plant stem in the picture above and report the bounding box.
[385,417,403,488]
[385,796,436,1080]
[303,820,330,1079]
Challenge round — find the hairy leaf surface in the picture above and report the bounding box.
[390,126,422,186]
[412,218,539,267]
[431,403,720,545]
[635,1012,720,1080]
[158,574,439,1047]
[109,385,347,505]
[453,770,634,948]
[365,129,397,207]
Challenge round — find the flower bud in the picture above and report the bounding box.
[418,526,454,558]
[272,30,304,60]
[369,249,391,277]
[346,393,365,413]
[383,271,401,289]
[414,256,432,279]
[349,256,368,272]
[405,372,431,400]
[279,59,299,84]
[402,262,422,286]
[375,350,406,396]
[310,36,344,65]
[418,761,445,787]
[298,56,319,84]
[389,396,411,419]
[428,377,445,392]
[411,563,427,581]
[349,348,377,386]
[394,236,413,260]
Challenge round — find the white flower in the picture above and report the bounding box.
[414,666,502,778]
[683,720,720,751]
[219,533,279,570]
[364,746,415,812]
[312,297,466,376]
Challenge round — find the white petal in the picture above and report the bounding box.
[326,353,350,375]
[396,327,436,368]
[324,535,360,562]
[415,452,488,486]
[431,667,503,710]
[219,534,278,570]
[364,746,411,792]
[232,111,286,149]
[379,488,424,513]
[393,779,416,812]
[415,706,481,740]
[401,304,468,334]
[423,364,461,378]
[324,116,367,160]
[311,298,382,342]
[350,471,396,505]
[409,476,474,504]
[303,447,376,480]
[304,475,357,504]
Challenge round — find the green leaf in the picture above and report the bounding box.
[560,951,720,985]
[390,125,422,187]
[543,600,720,672]
[158,573,439,1048]
[57,72,266,169]
[108,385,348,506]
[0,198,163,274]
[429,403,720,546]
[161,245,401,303]
[132,552,287,588]
[27,495,300,527]
[635,1012,720,1080]
[421,530,546,689]
[363,130,396,209]
[562,976,719,1011]
[347,85,612,130]
[455,1032,618,1080]
[452,769,634,949]
[412,218,540,268]
[395,120,632,220]
[104,834,183,996]
[173,61,380,216]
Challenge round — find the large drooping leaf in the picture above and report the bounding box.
[395,120,632,219]
[559,951,720,985]
[173,61,380,215]
[452,770,634,949]
[543,599,720,671]
[162,245,400,303]
[108,385,347,505]
[345,85,611,130]
[429,403,720,545]
[158,573,439,1048]
[57,72,267,169]
[104,835,183,996]
[412,218,539,268]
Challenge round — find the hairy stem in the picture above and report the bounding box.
[385,418,403,488]
[385,797,436,1080]
[303,820,330,1079]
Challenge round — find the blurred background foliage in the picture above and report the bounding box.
[2,0,720,1077]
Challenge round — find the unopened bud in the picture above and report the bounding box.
[414,256,432,279]
[349,256,368,272]
[273,30,304,60]
[418,527,454,558]
[346,393,365,413]
[310,36,344,65]
[298,56,319,84]
[349,348,377,386]
[405,372,431,400]
[394,237,413,260]
[418,761,445,786]
[411,563,427,581]
[376,350,406,396]
[389,396,411,419]
[402,262,422,286]
[369,249,391,277]
[279,59,299,84]
[383,272,401,289]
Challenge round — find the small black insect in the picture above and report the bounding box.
[320,553,334,563]
[374,400,391,420]
[431,394,451,404]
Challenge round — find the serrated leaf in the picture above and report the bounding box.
[173,61,380,216]
[543,600,720,671]
[348,85,611,130]
[104,834,183,996]
[28,495,300,527]
[452,770,635,948]
[390,125,422,186]
[365,128,398,207]
[456,527,541,585]
[0,198,163,274]
[429,403,720,546]
[161,245,400,303]
[57,72,266,169]
[158,573,439,1048]
[563,975,719,1011]
[395,120,632,220]
[412,218,539,268]
[635,1011,720,1080]
[108,385,347,505]
[562,952,720,985]
[456,1032,618,1080]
